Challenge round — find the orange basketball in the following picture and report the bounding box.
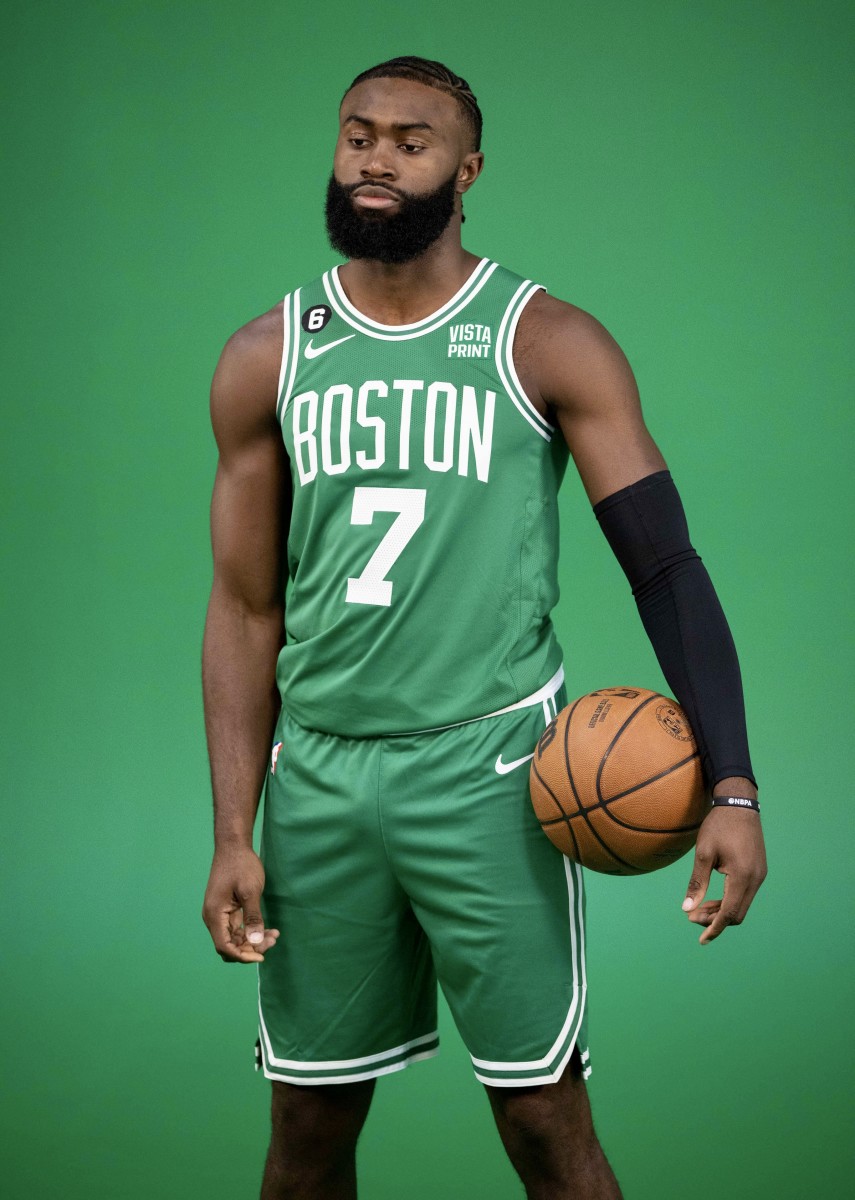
[529,687,708,875]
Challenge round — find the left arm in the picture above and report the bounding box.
[515,292,767,944]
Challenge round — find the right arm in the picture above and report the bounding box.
[201,309,290,964]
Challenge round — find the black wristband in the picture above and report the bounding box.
[711,795,760,813]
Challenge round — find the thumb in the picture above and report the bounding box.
[682,848,713,912]
[239,890,266,945]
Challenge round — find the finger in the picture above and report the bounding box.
[240,927,280,952]
[699,874,750,945]
[686,900,720,926]
[207,903,242,955]
[238,890,267,947]
[206,906,262,962]
[682,846,714,912]
[228,912,271,944]
[219,939,265,964]
[222,926,280,960]
[734,874,764,925]
[255,928,281,953]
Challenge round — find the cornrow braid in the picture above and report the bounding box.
[345,55,483,151]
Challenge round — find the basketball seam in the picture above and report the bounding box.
[531,757,582,863]
[596,752,705,833]
[563,697,634,872]
[594,692,660,808]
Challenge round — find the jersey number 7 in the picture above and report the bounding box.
[345,486,427,608]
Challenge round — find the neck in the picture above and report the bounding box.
[337,226,481,325]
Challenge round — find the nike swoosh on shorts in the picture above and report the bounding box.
[494,753,535,775]
[304,334,356,359]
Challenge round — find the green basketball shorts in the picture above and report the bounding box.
[254,668,590,1088]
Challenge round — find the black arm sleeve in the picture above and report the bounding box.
[593,469,756,790]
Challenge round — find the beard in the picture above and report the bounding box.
[324,169,459,265]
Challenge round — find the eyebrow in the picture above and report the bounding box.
[342,113,436,133]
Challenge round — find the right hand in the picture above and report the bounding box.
[202,844,280,963]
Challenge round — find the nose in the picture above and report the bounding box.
[360,139,397,182]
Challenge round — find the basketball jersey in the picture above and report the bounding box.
[275,256,569,737]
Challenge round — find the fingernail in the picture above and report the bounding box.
[248,931,263,944]
[681,898,694,912]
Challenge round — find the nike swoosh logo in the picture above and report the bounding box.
[494,753,535,775]
[304,334,356,359]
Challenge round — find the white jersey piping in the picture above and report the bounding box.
[275,293,291,415]
[322,259,499,341]
[506,283,555,433]
[330,256,490,330]
[494,280,554,440]
[278,287,302,422]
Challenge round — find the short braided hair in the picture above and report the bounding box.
[345,56,482,151]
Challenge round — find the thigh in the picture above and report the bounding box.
[262,1079,377,1200]
[269,1076,377,1148]
[383,688,591,1087]
[485,1043,591,1128]
[256,713,438,1085]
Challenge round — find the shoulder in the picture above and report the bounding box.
[214,302,284,391]
[210,302,286,446]
[515,289,627,367]
[513,288,638,415]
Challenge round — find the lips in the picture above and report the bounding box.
[352,185,400,210]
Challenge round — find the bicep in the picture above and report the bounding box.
[208,327,290,613]
[537,305,666,505]
[210,444,290,611]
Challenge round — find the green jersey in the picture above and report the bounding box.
[275,256,568,736]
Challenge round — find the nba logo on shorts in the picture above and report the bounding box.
[271,741,283,774]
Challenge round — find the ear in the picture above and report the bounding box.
[457,151,484,194]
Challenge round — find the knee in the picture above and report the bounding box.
[263,1080,374,1199]
[496,1086,565,1147]
[491,1075,596,1161]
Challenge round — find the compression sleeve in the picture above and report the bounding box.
[593,469,757,790]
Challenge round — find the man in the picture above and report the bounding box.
[202,56,767,1200]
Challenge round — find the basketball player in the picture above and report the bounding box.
[201,57,767,1200]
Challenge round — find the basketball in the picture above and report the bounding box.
[530,688,708,875]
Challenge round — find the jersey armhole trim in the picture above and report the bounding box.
[495,282,554,440]
[275,293,292,421]
[277,287,303,422]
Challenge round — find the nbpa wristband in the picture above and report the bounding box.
[711,795,760,813]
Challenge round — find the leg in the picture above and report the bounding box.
[485,1046,622,1200]
[260,1077,376,1200]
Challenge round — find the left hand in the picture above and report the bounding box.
[681,780,768,945]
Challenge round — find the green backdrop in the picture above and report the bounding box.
[3,1,852,1196]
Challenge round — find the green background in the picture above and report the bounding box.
[3,1,852,1196]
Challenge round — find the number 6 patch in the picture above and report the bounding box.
[301,304,332,333]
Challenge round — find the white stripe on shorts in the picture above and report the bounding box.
[257,971,439,1071]
[470,856,586,1075]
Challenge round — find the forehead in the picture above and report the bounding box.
[339,77,464,139]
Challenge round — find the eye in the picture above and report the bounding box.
[400,143,424,153]
[348,137,370,148]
